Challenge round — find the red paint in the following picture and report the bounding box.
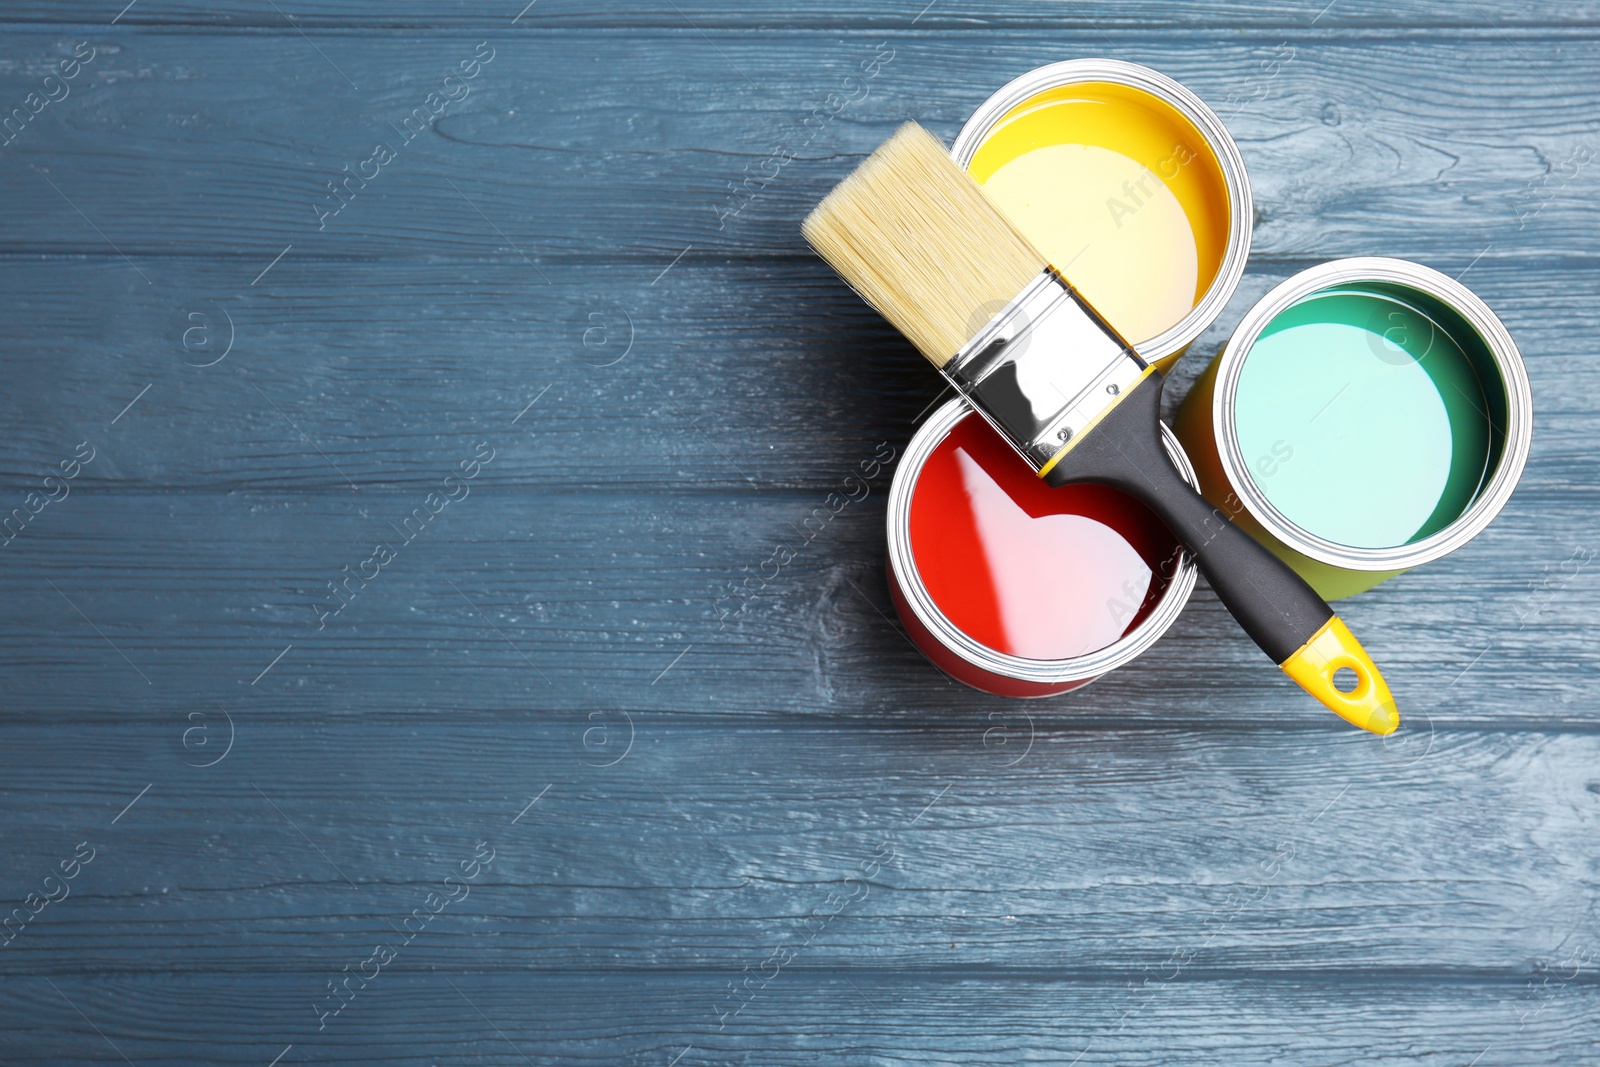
[886,569,1092,697]
[908,412,1181,662]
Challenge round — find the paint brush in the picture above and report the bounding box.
[803,123,1398,734]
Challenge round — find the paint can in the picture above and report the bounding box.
[887,399,1200,697]
[1174,257,1533,600]
[951,59,1252,372]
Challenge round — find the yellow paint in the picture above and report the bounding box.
[1279,616,1400,736]
[967,81,1231,361]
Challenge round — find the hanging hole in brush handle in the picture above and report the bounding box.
[1042,371,1400,735]
[1279,616,1397,734]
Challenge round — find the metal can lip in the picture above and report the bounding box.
[887,398,1200,688]
[949,58,1253,368]
[1211,256,1535,572]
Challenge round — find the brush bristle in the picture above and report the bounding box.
[801,123,1047,367]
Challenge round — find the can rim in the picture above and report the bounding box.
[887,398,1200,685]
[949,58,1252,366]
[1211,256,1534,571]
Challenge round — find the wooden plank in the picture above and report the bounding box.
[0,489,1592,725]
[0,719,1596,973]
[8,0,1600,28]
[0,258,1591,493]
[2,971,1595,1065]
[0,33,1595,261]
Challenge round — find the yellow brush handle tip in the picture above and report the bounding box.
[1280,617,1400,736]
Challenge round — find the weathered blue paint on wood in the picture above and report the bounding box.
[2,3,1598,1065]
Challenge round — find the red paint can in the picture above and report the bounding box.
[887,400,1200,697]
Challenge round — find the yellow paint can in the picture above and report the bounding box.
[951,60,1250,372]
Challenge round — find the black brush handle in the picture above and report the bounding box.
[1045,371,1329,660]
[1042,371,1398,732]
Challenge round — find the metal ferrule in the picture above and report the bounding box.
[944,269,1148,471]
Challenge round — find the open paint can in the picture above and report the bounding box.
[951,59,1251,372]
[1174,257,1533,600]
[888,399,1200,697]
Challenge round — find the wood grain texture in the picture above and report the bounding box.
[9,1,1600,27]
[0,259,1592,493]
[2,1,1598,1064]
[0,490,1593,726]
[0,721,1597,974]
[4,972,1598,1066]
[0,33,1596,261]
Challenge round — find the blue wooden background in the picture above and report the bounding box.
[2,2,1598,1064]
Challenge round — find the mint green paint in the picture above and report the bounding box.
[1233,289,1491,549]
